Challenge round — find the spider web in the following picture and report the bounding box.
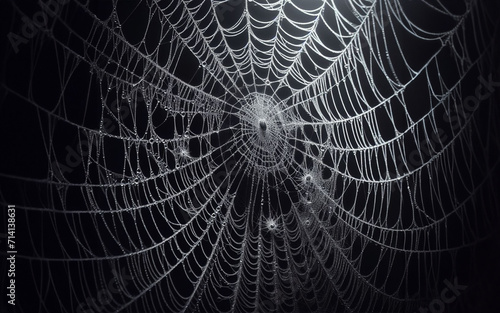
[1,0,500,312]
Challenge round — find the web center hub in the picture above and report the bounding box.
[236,93,290,175]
